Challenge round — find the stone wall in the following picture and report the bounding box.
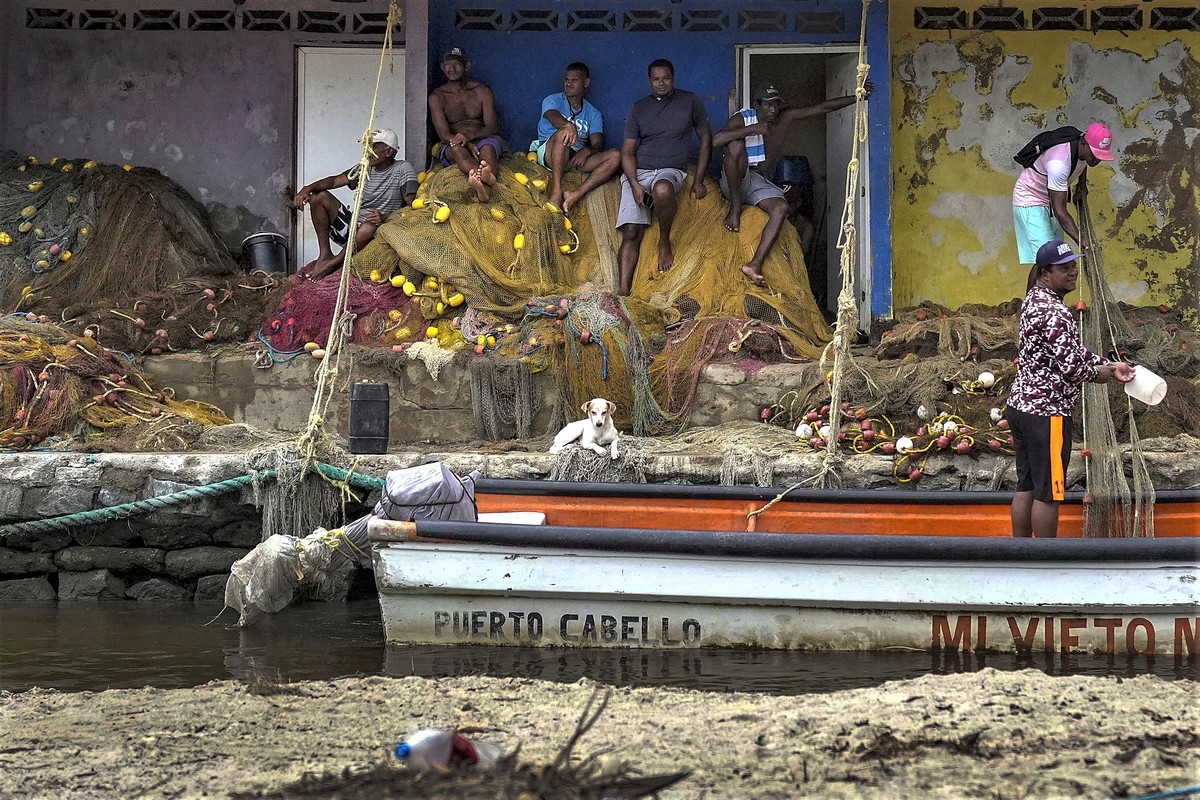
[3,441,1197,602]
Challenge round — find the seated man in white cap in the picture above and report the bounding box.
[713,82,870,288]
[293,128,417,281]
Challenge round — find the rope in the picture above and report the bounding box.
[806,0,872,490]
[0,461,384,539]
[294,0,403,476]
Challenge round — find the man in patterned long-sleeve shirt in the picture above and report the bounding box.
[1004,239,1134,538]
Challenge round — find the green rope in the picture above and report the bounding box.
[0,461,386,539]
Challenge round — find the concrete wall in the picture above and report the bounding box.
[889,0,1199,318]
[0,0,427,252]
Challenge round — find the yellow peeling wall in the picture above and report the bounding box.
[889,0,1199,317]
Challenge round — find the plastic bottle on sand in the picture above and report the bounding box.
[393,728,503,771]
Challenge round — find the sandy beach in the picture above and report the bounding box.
[1,669,1197,799]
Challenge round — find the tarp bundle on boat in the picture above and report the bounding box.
[343,461,480,553]
[226,462,479,626]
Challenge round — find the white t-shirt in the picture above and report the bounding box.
[1012,141,1086,207]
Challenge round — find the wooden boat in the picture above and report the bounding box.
[367,480,1200,656]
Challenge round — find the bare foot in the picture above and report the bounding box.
[549,190,564,211]
[741,264,766,287]
[562,189,582,215]
[468,169,492,202]
[723,206,742,232]
[478,160,497,187]
[657,243,674,273]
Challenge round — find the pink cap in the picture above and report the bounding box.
[1084,123,1115,161]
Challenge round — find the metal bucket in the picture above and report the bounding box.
[241,231,288,272]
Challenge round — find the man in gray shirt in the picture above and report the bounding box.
[293,128,417,281]
[617,59,711,296]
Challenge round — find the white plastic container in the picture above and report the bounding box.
[1124,366,1167,406]
[394,728,502,771]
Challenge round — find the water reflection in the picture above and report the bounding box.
[1,600,1195,693]
[386,643,1199,694]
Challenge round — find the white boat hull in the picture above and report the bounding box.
[371,539,1199,655]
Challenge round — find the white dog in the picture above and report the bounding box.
[549,398,619,459]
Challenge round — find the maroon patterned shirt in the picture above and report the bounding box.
[1007,284,1107,417]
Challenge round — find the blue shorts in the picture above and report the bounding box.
[439,136,506,165]
[1013,205,1063,265]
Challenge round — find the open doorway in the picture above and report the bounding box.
[295,46,405,273]
[737,45,871,329]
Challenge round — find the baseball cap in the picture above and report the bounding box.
[369,129,399,150]
[1084,123,1115,161]
[442,47,468,65]
[1036,239,1080,267]
[756,85,784,104]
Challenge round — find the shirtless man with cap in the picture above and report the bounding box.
[712,82,871,287]
[428,47,503,202]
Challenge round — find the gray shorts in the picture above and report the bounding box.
[719,169,785,206]
[616,168,687,228]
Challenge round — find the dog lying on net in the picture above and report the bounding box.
[549,398,619,459]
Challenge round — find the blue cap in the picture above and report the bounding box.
[1035,239,1079,267]
[394,743,412,759]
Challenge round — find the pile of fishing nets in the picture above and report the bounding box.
[758,296,1200,484]
[264,154,833,435]
[0,316,233,451]
[1,151,290,354]
[759,354,1017,483]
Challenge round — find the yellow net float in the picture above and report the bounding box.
[19,206,36,218]
[17,221,32,234]
[59,250,71,261]
[411,197,426,209]
[490,207,505,220]
[448,292,465,307]
[83,160,97,169]
[61,163,74,172]
[0,233,11,246]
[513,172,529,185]
[530,179,546,191]
[434,204,451,223]
[513,233,525,250]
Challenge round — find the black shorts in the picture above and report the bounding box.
[1006,406,1072,502]
[329,203,353,247]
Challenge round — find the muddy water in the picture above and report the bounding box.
[1,600,1194,692]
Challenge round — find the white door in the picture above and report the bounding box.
[826,53,871,329]
[296,46,405,272]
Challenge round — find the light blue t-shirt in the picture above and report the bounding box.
[536,93,604,151]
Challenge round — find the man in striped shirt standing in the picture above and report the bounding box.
[1004,239,1134,538]
[713,82,870,288]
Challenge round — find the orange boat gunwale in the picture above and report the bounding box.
[474,480,1200,539]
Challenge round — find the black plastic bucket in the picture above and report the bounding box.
[241,231,288,272]
[349,381,389,454]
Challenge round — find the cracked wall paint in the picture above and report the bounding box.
[891,1,1198,318]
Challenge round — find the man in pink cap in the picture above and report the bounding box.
[1011,122,1115,277]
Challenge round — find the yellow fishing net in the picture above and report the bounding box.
[367,154,832,432]
[375,154,831,355]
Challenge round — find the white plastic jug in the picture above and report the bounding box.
[1124,366,1167,406]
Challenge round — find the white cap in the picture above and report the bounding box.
[369,129,399,150]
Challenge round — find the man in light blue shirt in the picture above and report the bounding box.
[530,62,620,214]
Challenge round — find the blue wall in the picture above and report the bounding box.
[428,0,892,317]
